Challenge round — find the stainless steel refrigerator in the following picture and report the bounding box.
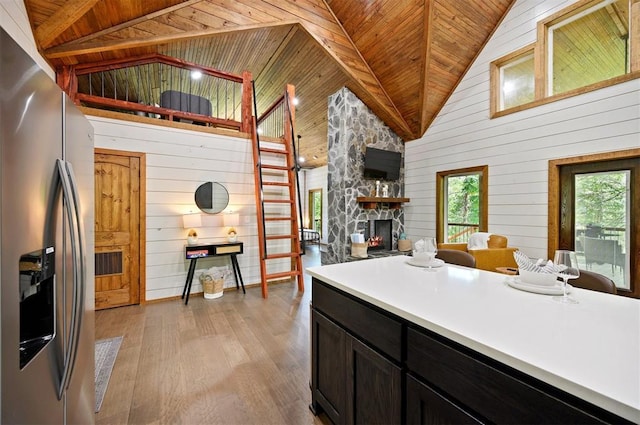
[1,28,95,424]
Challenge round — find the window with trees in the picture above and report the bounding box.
[550,150,639,298]
[308,189,322,237]
[491,0,639,117]
[436,166,488,244]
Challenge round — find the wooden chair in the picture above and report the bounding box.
[436,249,476,268]
[572,270,617,294]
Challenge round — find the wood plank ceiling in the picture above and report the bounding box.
[24,0,514,168]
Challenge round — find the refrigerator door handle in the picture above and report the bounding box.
[54,159,85,400]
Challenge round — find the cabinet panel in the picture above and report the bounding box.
[311,310,346,424]
[406,374,481,425]
[407,327,611,424]
[313,278,402,361]
[346,335,402,425]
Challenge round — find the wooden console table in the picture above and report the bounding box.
[182,242,245,305]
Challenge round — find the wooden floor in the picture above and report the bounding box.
[95,245,327,425]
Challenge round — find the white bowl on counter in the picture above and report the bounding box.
[518,269,558,286]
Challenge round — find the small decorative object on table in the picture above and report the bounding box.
[382,184,389,197]
[224,212,239,242]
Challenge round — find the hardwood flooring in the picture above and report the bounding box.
[95,246,328,424]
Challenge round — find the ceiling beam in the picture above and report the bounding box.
[35,0,101,48]
[43,21,299,58]
[419,0,434,137]
[62,0,205,45]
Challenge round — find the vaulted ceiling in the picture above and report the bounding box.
[24,0,514,168]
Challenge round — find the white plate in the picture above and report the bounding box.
[406,258,445,268]
[506,277,572,295]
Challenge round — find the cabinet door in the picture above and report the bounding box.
[346,335,402,425]
[406,374,481,425]
[311,309,346,424]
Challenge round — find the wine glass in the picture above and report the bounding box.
[553,250,579,304]
[424,237,438,272]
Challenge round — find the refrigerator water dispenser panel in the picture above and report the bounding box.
[19,247,55,369]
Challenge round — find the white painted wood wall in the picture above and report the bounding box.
[90,116,268,301]
[404,0,640,260]
[0,1,54,78]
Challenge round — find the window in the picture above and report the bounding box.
[549,150,639,298]
[436,166,488,244]
[491,45,535,111]
[490,0,639,117]
[308,189,322,237]
[547,0,630,96]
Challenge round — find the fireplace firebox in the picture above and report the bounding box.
[364,219,392,251]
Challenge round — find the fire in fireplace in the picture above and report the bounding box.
[364,219,392,251]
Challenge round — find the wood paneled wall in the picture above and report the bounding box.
[90,116,263,301]
[404,0,640,260]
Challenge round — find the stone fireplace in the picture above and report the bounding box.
[322,87,405,264]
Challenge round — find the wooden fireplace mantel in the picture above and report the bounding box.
[356,197,410,209]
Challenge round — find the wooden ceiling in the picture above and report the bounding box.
[24,0,514,168]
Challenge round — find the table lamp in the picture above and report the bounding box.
[183,213,202,245]
[224,213,239,242]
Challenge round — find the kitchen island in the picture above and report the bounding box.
[306,255,639,424]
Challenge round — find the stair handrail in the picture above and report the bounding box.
[285,91,306,256]
[251,80,268,259]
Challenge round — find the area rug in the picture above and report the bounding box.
[95,336,123,412]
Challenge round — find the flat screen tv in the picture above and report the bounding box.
[363,147,401,180]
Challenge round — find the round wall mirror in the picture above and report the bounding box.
[194,182,229,214]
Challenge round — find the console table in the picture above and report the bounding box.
[182,242,245,305]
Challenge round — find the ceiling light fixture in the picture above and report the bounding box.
[191,70,202,80]
[293,97,300,106]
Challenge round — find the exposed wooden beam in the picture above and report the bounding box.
[63,0,205,45]
[419,0,434,137]
[43,21,299,58]
[35,0,101,48]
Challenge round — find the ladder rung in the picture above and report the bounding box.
[261,164,289,171]
[263,181,291,187]
[266,252,300,260]
[266,234,298,240]
[260,147,288,155]
[265,217,295,221]
[265,270,302,280]
[264,199,293,204]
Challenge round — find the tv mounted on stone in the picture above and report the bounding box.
[363,147,401,180]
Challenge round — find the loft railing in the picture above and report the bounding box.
[56,54,253,132]
[256,93,286,138]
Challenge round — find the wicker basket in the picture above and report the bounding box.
[351,242,368,258]
[200,274,224,299]
[398,239,412,252]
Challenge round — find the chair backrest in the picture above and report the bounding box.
[572,269,617,294]
[436,249,476,268]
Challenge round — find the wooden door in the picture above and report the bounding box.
[94,149,142,310]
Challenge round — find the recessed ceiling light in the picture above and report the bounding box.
[298,156,305,163]
[293,97,300,105]
[191,70,202,80]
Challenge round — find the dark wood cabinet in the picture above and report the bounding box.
[310,278,629,425]
[406,373,480,425]
[346,335,401,424]
[311,310,346,424]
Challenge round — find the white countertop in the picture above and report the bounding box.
[307,256,640,422]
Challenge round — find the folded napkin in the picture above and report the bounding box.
[513,251,556,274]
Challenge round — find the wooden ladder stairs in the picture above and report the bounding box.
[251,84,304,298]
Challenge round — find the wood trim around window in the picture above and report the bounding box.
[436,165,488,244]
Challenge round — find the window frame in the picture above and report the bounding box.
[436,165,488,244]
[490,0,640,119]
[548,148,640,298]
